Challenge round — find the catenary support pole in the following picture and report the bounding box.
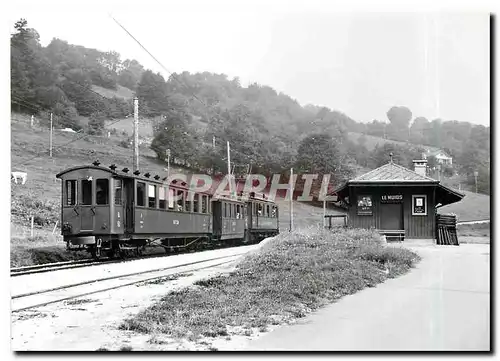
[133,97,139,171]
[49,113,53,157]
[289,168,294,232]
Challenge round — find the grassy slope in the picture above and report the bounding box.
[91,84,135,100]
[348,132,440,152]
[438,190,490,221]
[120,227,420,345]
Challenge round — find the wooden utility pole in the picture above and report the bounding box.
[289,168,294,232]
[49,113,53,157]
[133,97,139,171]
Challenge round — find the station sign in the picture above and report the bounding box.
[381,194,403,203]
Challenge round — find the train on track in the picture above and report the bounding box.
[56,162,279,259]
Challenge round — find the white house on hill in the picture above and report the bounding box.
[422,149,453,166]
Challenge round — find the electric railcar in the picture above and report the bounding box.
[56,162,279,259]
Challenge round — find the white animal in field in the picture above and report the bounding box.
[11,172,27,185]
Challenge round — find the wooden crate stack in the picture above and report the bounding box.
[436,214,459,246]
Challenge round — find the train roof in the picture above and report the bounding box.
[56,163,210,194]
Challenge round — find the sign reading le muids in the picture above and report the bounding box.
[381,194,403,203]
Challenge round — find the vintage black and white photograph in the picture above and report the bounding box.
[7,0,491,352]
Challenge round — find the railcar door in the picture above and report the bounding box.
[80,178,94,232]
[122,178,135,233]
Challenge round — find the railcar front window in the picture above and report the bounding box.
[137,182,146,207]
[66,180,77,206]
[82,180,92,205]
[148,184,157,208]
[114,179,122,205]
[96,179,109,205]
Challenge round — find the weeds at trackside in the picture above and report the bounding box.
[120,227,420,341]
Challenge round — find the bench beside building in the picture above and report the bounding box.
[331,158,464,242]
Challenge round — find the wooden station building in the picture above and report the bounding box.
[331,157,465,242]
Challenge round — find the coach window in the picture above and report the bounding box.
[159,187,166,209]
[65,180,77,206]
[82,179,92,205]
[257,203,263,216]
[136,182,146,207]
[168,188,175,210]
[201,195,207,213]
[185,192,192,212]
[266,205,270,217]
[148,185,157,208]
[193,193,200,213]
[96,179,109,205]
[114,179,122,205]
[177,190,185,211]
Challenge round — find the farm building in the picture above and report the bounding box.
[330,157,464,242]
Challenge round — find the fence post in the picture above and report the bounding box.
[52,220,59,234]
[30,216,34,237]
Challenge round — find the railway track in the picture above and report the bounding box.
[11,251,248,313]
[10,243,255,277]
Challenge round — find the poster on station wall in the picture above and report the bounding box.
[357,195,373,215]
[412,195,427,215]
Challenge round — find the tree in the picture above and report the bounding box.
[386,106,412,141]
[295,133,354,184]
[150,107,195,164]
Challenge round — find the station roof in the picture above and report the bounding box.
[351,162,437,183]
[330,160,465,207]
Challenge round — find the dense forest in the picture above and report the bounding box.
[11,19,490,194]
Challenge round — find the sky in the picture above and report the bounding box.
[7,0,491,126]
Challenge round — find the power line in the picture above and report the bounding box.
[109,14,219,121]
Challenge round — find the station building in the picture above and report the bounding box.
[331,157,464,242]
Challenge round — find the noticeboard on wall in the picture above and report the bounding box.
[412,195,427,216]
[357,195,373,215]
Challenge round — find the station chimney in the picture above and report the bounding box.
[413,159,428,177]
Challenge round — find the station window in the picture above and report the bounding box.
[82,179,92,205]
[114,179,122,205]
[136,182,146,207]
[159,187,166,209]
[148,184,157,208]
[168,188,175,209]
[201,195,207,213]
[193,193,199,213]
[177,190,185,211]
[66,180,77,206]
[96,179,109,205]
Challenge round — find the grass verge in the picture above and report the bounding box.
[120,227,420,341]
[457,223,490,238]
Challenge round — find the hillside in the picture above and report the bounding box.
[91,85,135,100]
[348,132,441,153]
[439,190,490,222]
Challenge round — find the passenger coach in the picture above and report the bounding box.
[56,162,280,258]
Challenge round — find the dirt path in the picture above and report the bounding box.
[11,262,240,351]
